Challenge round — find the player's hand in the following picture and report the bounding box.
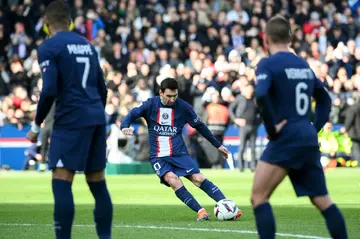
[218,145,229,159]
[26,130,39,143]
[275,119,287,133]
[121,128,134,136]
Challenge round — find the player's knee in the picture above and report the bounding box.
[250,191,269,208]
[188,173,205,187]
[163,172,182,189]
[52,168,74,182]
[310,195,333,211]
[85,170,105,182]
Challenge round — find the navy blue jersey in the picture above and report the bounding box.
[35,31,107,128]
[255,52,331,148]
[121,96,221,159]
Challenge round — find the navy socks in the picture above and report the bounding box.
[52,179,74,239]
[175,186,202,212]
[254,202,276,239]
[88,180,113,239]
[199,179,226,202]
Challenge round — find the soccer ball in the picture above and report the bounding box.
[214,199,240,220]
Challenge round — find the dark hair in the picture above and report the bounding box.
[265,16,291,44]
[160,78,179,92]
[45,0,72,29]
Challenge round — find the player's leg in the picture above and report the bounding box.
[187,173,226,202]
[251,161,288,239]
[163,172,201,210]
[187,172,242,219]
[52,168,75,239]
[310,196,348,239]
[288,147,347,239]
[85,125,113,239]
[163,171,208,220]
[86,170,113,239]
[152,157,207,220]
[49,128,91,239]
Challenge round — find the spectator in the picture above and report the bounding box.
[318,122,339,168]
[229,84,260,172]
[344,95,360,167]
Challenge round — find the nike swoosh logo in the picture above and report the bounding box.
[186,168,194,173]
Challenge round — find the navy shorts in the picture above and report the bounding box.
[261,146,328,197]
[150,155,200,187]
[48,125,107,173]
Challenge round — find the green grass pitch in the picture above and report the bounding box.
[0,168,359,239]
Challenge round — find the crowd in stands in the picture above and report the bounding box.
[1,0,360,168]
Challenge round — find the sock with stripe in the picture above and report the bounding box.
[199,179,226,202]
[175,186,202,212]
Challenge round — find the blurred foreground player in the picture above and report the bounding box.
[121,78,242,221]
[251,16,348,239]
[26,1,113,238]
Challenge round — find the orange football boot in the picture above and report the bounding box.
[197,208,210,221]
[235,209,243,220]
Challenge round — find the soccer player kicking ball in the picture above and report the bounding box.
[252,16,348,239]
[121,78,242,221]
[26,1,113,238]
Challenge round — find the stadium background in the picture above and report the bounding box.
[1,0,360,170]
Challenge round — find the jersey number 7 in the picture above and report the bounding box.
[76,57,90,89]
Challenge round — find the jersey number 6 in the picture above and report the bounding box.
[295,82,309,116]
[76,57,90,89]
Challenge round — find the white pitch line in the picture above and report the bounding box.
[0,223,330,239]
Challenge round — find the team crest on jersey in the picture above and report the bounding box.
[158,108,172,125]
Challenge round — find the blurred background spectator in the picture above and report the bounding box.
[229,84,260,172]
[1,0,360,169]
